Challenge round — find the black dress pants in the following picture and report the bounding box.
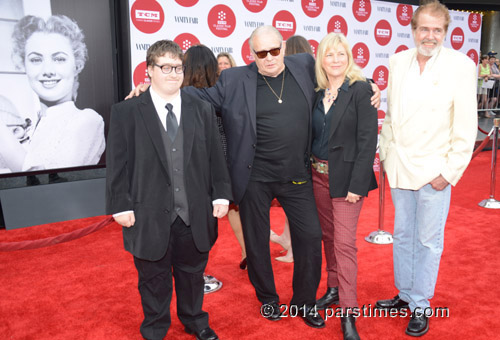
[133,217,209,339]
[239,180,323,307]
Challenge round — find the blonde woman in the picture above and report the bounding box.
[312,33,378,340]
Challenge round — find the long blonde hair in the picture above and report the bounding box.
[315,33,365,91]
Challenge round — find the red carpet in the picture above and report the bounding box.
[1,151,499,339]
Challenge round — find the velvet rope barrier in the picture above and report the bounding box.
[472,126,495,160]
[0,216,115,252]
[478,125,490,136]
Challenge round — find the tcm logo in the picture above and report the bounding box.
[276,21,294,30]
[136,10,160,21]
[131,1,164,34]
[273,10,297,40]
[376,29,390,36]
[374,20,392,46]
[450,27,464,50]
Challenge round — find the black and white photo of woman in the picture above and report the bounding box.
[0,15,105,173]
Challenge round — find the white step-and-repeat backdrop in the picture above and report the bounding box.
[127,0,482,170]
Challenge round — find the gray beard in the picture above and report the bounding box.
[415,39,443,58]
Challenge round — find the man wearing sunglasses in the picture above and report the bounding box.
[127,26,380,329]
[184,25,381,328]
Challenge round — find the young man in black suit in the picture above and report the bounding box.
[106,40,231,340]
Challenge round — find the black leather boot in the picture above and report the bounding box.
[316,287,339,309]
[341,315,360,340]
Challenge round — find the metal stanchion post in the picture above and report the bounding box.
[365,162,393,244]
[479,117,500,209]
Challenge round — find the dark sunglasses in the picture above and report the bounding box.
[253,47,281,59]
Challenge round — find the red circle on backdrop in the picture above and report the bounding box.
[273,11,297,40]
[302,0,323,18]
[377,110,385,122]
[174,33,200,52]
[468,13,481,33]
[450,27,465,50]
[352,0,372,23]
[467,49,479,65]
[241,37,255,65]
[133,61,151,87]
[372,65,389,91]
[373,154,380,171]
[308,39,319,57]
[208,5,237,38]
[175,0,199,6]
[395,45,409,54]
[374,20,392,46]
[131,0,165,34]
[396,4,413,26]
[327,15,348,36]
[242,0,267,13]
[351,42,370,69]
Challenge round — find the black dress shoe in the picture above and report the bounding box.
[316,287,339,309]
[261,301,281,321]
[239,257,247,270]
[375,295,409,310]
[341,315,360,340]
[406,313,429,337]
[185,326,219,340]
[300,306,325,328]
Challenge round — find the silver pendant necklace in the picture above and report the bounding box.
[261,68,285,104]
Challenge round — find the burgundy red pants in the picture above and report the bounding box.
[312,166,363,309]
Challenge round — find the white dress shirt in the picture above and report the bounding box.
[114,89,227,218]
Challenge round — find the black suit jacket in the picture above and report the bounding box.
[106,90,232,261]
[183,53,316,204]
[313,81,378,198]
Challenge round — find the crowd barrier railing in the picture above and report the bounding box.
[478,77,499,118]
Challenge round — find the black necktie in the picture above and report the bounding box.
[165,103,178,141]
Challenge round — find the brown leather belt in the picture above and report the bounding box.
[311,155,328,175]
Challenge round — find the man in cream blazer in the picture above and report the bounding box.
[376,1,477,337]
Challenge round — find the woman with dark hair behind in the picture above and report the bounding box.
[285,35,314,56]
[182,45,248,293]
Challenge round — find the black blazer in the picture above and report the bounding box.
[106,90,232,261]
[313,81,378,198]
[182,53,316,204]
